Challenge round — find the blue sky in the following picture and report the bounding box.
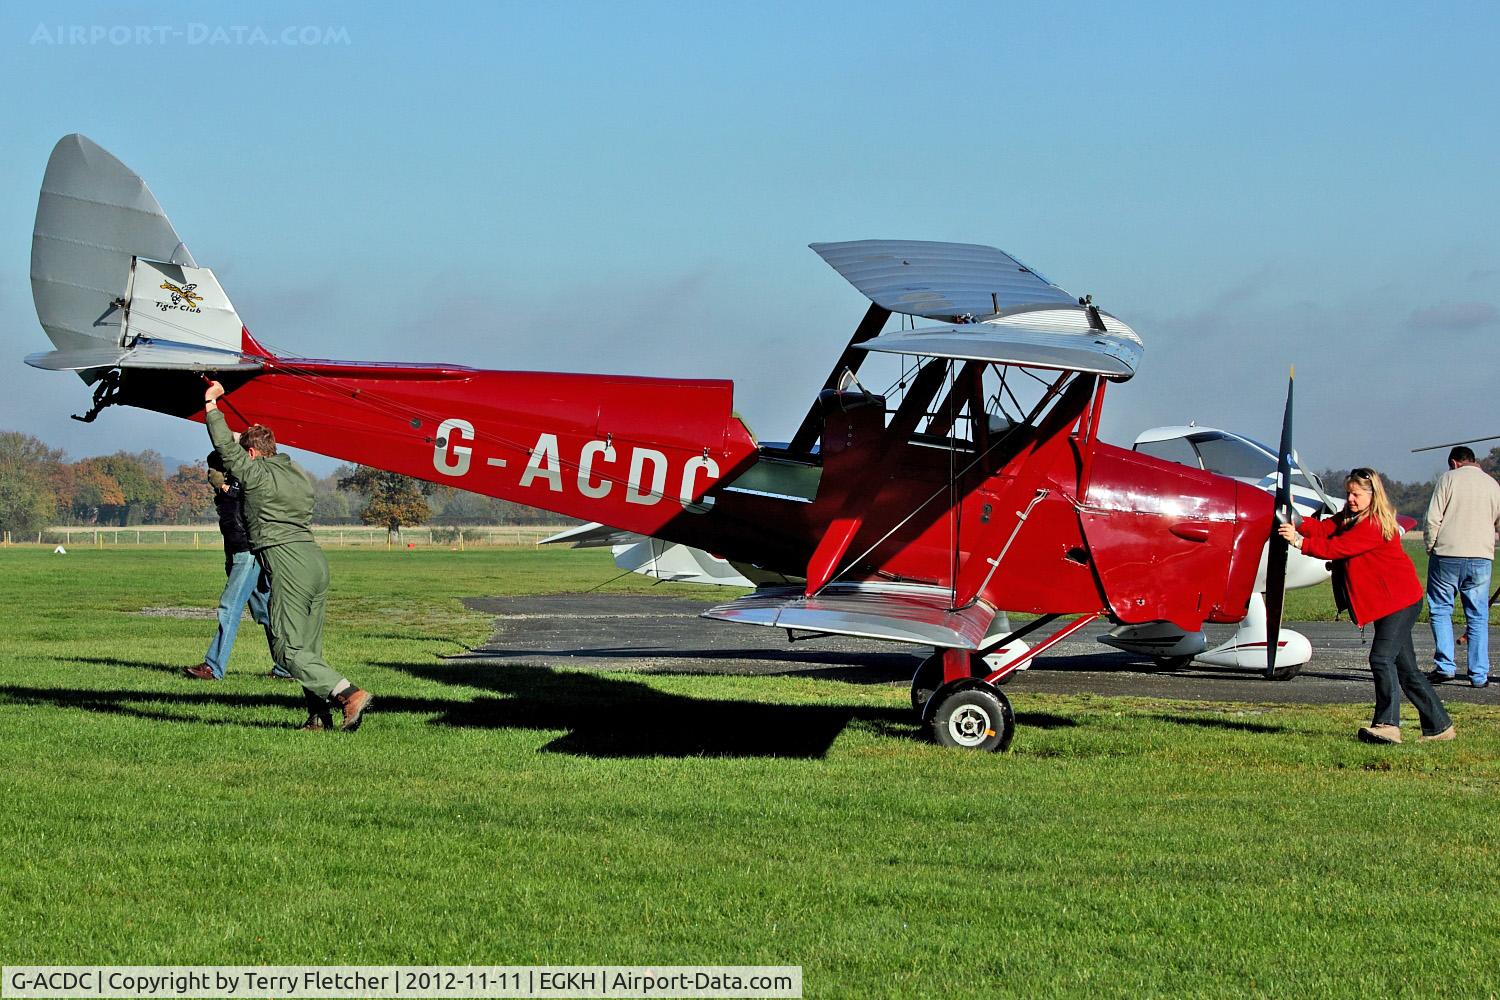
[1,0,1495,480]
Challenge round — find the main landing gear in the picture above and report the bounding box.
[911,651,1016,751]
[912,612,1103,752]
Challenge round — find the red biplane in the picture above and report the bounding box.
[26,134,1289,750]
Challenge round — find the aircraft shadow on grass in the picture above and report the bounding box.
[0,684,316,730]
[461,643,928,683]
[65,655,198,675]
[459,640,1377,697]
[0,662,1075,758]
[380,659,1076,758]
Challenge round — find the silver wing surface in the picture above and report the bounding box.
[810,240,1076,320]
[855,317,1140,378]
[703,582,998,650]
[812,239,1143,379]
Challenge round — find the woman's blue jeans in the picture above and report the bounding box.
[1370,599,1452,735]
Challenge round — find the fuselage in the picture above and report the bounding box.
[119,341,1269,633]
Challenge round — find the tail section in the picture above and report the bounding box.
[27,134,259,376]
[25,134,763,542]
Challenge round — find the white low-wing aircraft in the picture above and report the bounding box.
[541,521,763,588]
[1101,424,1339,676]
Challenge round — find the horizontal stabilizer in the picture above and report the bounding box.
[856,311,1142,379]
[811,240,1078,322]
[25,340,263,373]
[703,583,996,649]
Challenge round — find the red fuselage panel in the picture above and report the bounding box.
[1079,445,1270,628]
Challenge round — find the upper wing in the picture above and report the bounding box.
[854,315,1141,378]
[810,240,1076,320]
[812,239,1143,379]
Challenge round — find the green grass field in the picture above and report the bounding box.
[1,546,1497,999]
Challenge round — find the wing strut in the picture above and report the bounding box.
[803,357,948,595]
[787,303,891,455]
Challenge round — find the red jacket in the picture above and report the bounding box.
[1298,514,1421,625]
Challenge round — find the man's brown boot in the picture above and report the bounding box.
[1357,723,1402,744]
[331,686,373,731]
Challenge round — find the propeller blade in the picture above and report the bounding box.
[1265,368,1294,679]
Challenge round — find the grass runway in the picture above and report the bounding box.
[1,546,1497,998]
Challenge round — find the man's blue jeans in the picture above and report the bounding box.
[204,550,272,679]
[1426,554,1492,684]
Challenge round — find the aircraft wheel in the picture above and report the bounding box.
[1268,662,1302,681]
[1155,655,1194,670]
[910,653,944,713]
[930,686,1014,752]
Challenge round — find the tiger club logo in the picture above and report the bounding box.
[156,280,204,313]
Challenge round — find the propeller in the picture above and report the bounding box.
[1265,367,1295,680]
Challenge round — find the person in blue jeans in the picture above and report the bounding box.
[1427,557,1492,686]
[184,453,286,680]
[1423,446,1500,689]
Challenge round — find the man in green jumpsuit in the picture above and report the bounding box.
[203,380,373,731]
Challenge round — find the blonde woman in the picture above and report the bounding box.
[1278,468,1454,743]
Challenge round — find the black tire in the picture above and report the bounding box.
[910,653,944,713]
[930,686,1015,752]
[1154,655,1194,670]
[1268,662,1302,681]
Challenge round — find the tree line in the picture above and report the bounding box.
[0,430,571,535]
[1320,447,1500,522]
[8,427,1496,537]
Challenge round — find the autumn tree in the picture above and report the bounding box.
[67,460,126,524]
[311,468,361,523]
[427,483,570,525]
[84,451,165,524]
[155,462,214,524]
[0,431,63,535]
[337,465,432,542]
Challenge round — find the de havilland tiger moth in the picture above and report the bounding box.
[25,133,1310,751]
[553,422,1342,676]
